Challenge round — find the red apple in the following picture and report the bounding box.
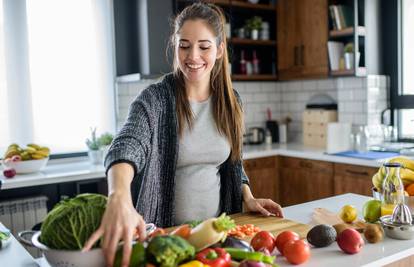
[3,168,16,178]
[337,228,364,254]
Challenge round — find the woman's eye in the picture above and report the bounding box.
[200,47,210,50]
[179,46,190,49]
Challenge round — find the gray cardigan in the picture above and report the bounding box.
[105,73,249,227]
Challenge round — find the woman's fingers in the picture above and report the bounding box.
[121,228,135,267]
[262,199,284,218]
[104,227,123,267]
[82,227,104,252]
[255,202,272,216]
[136,216,147,242]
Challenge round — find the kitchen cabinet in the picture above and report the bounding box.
[243,156,279,202]
[279,156,334,206]
[277,0,329,80]
[334,163,377,196]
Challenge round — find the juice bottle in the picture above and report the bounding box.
[381,162,404,216]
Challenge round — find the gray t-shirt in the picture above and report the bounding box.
[173,97,231,225]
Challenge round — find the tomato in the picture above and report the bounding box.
[170,224,191,239]
[250,231,275,252]
[275,230,300,255]
[283,239,311,265]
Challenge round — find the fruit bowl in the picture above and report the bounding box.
[2,157,49,174]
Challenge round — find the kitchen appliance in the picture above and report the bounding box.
[246,127,265,144]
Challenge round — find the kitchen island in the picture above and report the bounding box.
[2,193,414,267]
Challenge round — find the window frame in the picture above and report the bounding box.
[390,0,414,142]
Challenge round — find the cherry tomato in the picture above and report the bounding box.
[275,230,300,255]
[250,231,275,252]
[283,239,311,265]
[170,224,191,239]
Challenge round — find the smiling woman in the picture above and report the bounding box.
[0,0,116,155]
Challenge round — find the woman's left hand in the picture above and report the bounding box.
[244,198,284,218]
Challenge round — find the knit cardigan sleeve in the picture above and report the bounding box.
[104,87,156,176]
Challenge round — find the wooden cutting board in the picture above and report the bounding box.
[310,208,367,232]
[230,213,310,240]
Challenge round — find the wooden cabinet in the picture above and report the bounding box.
[277,0,328,80]
[279,156,334,206]
[334,163,377,196]
[243,156,279,202]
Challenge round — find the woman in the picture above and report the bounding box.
[84,3,283,267]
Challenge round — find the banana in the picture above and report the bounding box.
[31,152,47,159]
[27,143,41,150]
[4,149,20,159]
[38,147,50,154]
[389,156,414,171]
[20,151,32,160]
[400,168,414,182]
[25,147,37,154]
[372,172,383,190]
[33,150,49,157]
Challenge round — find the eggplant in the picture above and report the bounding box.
[239,260,266,267]
[221,237,253,251]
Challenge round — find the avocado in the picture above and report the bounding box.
[307,224,337,247]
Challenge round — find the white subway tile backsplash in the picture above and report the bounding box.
[114,75,389,142]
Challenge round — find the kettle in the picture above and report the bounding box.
[246,127,265,144]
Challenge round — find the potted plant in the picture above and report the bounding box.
[343,42,358,70]
[98,132,114,160]
[245,16,263,40]
[86,128,103,165]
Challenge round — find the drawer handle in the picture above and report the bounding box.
[345,169,369,176]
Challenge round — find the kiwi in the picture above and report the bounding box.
[364,223,383,243]
[307,224,337,247]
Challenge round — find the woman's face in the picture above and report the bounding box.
[176,19,223,85]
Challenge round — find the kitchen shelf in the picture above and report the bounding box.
[229,38,276,46]
[329,26,366,38]
[231,1,276,11]
[330,67,367,76]
[232,74,278,81]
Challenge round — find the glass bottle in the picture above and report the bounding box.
[381,162,404,216]
[239,50,247,75]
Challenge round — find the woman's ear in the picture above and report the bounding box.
[216,42,225,59]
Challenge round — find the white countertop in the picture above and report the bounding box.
[0,143,390,190]
[280,193,414,267]
[3,193,414,267]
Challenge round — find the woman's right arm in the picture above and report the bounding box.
[83,163,147,267]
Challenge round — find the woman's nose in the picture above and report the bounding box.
[187,47,200,60]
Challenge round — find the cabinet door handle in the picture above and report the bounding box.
[345,169,369,176]
[300,45,304,66]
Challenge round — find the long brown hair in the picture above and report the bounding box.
[170,2,244,162]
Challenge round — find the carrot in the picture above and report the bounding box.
[170,224,191,239]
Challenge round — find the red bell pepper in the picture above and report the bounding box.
[196,247,231,267]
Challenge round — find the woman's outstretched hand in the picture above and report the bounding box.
[82,193,147,267]
[244,198,284,218]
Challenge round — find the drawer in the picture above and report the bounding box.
[303,132,326,149]
[243,156,278,171]
[303,121,328,135]
[281,156,333,174]
[334,163,378,179]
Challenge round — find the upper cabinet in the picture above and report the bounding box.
[277,0,329,80]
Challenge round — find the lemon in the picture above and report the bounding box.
[339,205,358,223]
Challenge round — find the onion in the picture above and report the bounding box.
[239,260,266,267]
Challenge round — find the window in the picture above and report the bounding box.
[390,0,414,141]
[0,0,116,156]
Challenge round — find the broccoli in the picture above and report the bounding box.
[147,235,195,267]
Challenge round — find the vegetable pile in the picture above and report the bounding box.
[40,193,107,250]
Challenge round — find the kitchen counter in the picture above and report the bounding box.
[2,193,414,267]
[0,143,390,190]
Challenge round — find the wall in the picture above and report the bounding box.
[115,75,388,143]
